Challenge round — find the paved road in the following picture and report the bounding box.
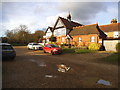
[2,46,118,88]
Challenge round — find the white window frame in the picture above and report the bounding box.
[62,37,65,42]
[78,37,82,42]
[91,36,95,42]
[46,39,49,43]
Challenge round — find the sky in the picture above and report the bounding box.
[0,0,119,37]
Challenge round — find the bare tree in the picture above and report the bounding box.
[5,25,45,45]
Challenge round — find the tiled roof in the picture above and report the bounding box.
[70,24,99,36]
[99,23,120,32]
[70,24,107,39]
[58,16,83,29]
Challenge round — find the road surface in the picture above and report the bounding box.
[2,46,118,88]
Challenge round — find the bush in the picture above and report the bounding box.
[48,41,57,45]
[116,43,120,52]
[88,43,101,51]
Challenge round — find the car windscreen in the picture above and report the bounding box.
[2,45,13,50]
[33,43,39,45]
[50,44,59,48]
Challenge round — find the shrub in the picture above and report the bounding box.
[88,43,101,50]
[116,43,120,52]
[48,41,57,45]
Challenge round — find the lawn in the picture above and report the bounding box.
[62,48,119,65]
[62,48,96,54]
[99,53,119,64]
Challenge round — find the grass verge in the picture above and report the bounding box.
[62,48,96,54]
[100,53,119,64]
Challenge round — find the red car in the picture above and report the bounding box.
[43,44,62,55]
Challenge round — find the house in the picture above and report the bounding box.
[44,13,83,44]
[43,13,119,50]
[99,22,120,39]
[43,27,53,43]
[98,20,120,51]
[69,24,107,46]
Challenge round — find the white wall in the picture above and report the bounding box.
[46,29,52,38]
[53,19,66,36]
[54,28,66,36]
[114,31,120,38]
[104,40,120,51]
[57,20,64,27]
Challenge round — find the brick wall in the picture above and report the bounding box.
[51,34,103,46]
[56,36,66,44]
[71,34,101,46]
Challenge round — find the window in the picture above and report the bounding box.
[114,32,119,38]
[78,37,82,42]
[62,37,65,42]
[91,36,95,42]
[2,45,13,50]
[50,44,59,48]
[46,39,49,43]
[33,43,39,45]
[46,45,51,48]
[29,43,32,45]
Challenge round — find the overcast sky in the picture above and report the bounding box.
[0,0,119,37]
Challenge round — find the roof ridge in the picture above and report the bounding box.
[48,26,53,28]
[59,16,81,24]
[99,23,120,27]
[58,16,66,20]
[73,23,97,29]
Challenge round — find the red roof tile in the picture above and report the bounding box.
[70,24,99,36]
[70,24,107,38]
[99,23,120,32]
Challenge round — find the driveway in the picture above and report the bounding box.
[2,46,118,88]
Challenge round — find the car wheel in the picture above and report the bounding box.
[33,47,35,50]
[28,48,30,50]
[51,51,54,55]
[43,50,46,53]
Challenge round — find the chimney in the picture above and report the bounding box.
[67,12,71,21]
[111,18,117,23]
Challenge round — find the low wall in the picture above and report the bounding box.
[103,40,120,51]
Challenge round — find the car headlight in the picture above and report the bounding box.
[53,49,58,51]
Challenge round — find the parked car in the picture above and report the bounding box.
[27,43,43,50]
[43,44,62,55]
[0,43,16,60]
